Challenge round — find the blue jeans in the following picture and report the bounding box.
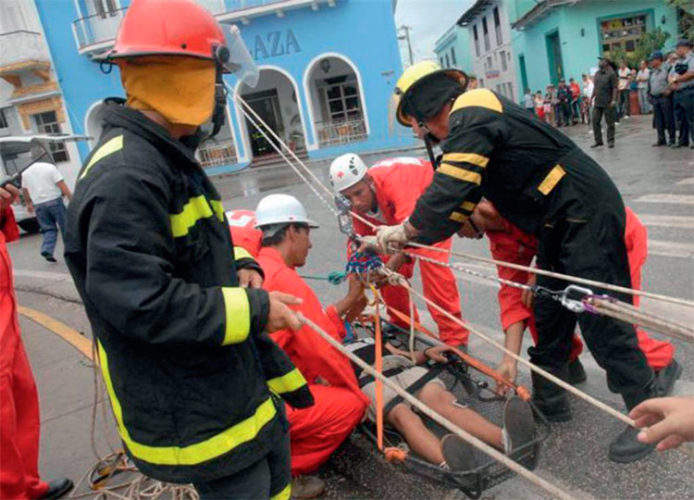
[35,198,66,257]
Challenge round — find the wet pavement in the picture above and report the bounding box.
[10,115,694,499]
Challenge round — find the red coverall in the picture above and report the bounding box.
[488,207,674,370]
[257,247,369,476]
[0,207,51,500]
[226,209,262,258]
[349,158,468,346]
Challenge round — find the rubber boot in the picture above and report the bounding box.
[531,365,572,423]
[608,381,658,464]
[568,358,587,385]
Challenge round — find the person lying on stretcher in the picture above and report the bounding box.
[343,336,537,471]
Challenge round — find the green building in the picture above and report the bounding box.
[511,0,680,94]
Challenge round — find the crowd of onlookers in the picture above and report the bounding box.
[520,39,693,149]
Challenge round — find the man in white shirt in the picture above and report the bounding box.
[617,61,632,121]
[636,60,651,114]
[21,162,72,262]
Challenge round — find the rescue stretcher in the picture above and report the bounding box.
[349,314,550,499]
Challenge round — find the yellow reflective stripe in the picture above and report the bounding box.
[221,288,250,345]
[438,164,482,185]
[450,88,503,114]
[170,195,214,238]
[79,135,124,180]
[538,164,566,195]
[267,368,307,395]
[460,201,477,213]
[442,153,489,169]
[97,341,277,465]
[449,211,468,223]
[210,199,225,222]
[271,483,291,500]
[234,246,253,261]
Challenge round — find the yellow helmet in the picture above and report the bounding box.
[393,61,467,127]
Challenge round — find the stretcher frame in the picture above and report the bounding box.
[351,318,550,499]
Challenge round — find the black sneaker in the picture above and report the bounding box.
[655,359,682,397]
[503,397,536,456]
[441,434,479,471]
[41,251,57,263]
[651,142,666,147]
[590,142,604,148]
[38,478,73,500]
[608,142,615,148]
[568,358,587,385]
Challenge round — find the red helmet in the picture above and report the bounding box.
[108,0,228,63]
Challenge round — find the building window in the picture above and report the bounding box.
[445,54,450,68]
[500,50,507,71]
[486,56,493,70]
[440,58,444,67]
[505,82,514,101]
[450,47,457,67]
[32,111,69,163]
[493,7,502,45]
[473,25,480,56]
[0,109,8,130]
[480,78,484,88]
[324,81,362,123]
[482,16,490,51]
[496,84,503,96]
[600,14,647,57]
[93,0,118,18]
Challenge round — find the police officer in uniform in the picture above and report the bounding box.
[669,39,694,148]
[374,61,660,463]
[648,51,676,147]
[64,1,313,498]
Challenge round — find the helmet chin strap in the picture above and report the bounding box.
[418,121,440,169]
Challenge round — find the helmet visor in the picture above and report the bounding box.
[221,24,259,87]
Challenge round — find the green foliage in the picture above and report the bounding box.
[667,0,694,40]
[609,28,671,68]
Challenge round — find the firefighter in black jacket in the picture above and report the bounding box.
[375,62,660,463]
[64,1,313,498]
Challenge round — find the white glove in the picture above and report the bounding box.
[376,223,410,254]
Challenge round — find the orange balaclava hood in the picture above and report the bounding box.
[119,56,217,127]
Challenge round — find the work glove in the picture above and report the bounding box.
[376,223,410,254]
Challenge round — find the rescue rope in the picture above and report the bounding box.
[404,251,694,344]
[296,313,576,500]
[378,267,638,428]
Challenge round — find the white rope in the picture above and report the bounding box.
[297,312,576,500]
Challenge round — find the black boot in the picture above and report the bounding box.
[531,365,572,423]
[38,478,74,500]
[608,382,658,464]
[568,358,587,385]
[655,359,681,397]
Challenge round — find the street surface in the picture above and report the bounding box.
[11,115,694,499]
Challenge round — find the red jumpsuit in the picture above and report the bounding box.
[226,209,262,258]
[488,207,674,370]
[257,247,368,476]
[349,157,468,346]
[0,207,50,500]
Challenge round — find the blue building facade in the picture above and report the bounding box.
[510,0,680,93]
[433,23,473,74]
[33,0,413,182]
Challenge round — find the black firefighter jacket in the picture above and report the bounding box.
[409,88,626,244]
[64,101,313,483]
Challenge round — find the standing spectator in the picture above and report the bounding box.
[467,75,478,89]
[545,85,555,125]
[569,77,581,123]
[556,79,571,127]
[591,56,618,148]
[534,90,545,121]
[648,51,676,147]
[0,184,74,500]
[669,39,694,149]
[522,88,535,115]
[581,73,594,124]
[21,160,72,263]
[636,60,651,114]
[617,60,632,120]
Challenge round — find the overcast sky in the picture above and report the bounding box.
[394,0,474,65]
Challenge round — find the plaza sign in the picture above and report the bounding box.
[252,29,302,60]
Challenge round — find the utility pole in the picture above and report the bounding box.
[398,25,414,66]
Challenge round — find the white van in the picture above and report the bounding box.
[0,134,88,233]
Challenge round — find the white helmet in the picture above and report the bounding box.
[255,194,319,231]
[329,153,368,193]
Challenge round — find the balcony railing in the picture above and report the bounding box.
[0,31,49,68]
[316,118,367,148]
[197,139,237,168]
[72,8,125,54]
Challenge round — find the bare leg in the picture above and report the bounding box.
[387,404,444,464]
[419,383,504,449]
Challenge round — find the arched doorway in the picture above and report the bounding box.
[238,67,306,162]
[304,54,367,148]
